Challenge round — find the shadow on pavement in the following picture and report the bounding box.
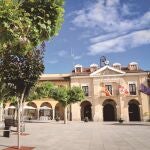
[111,123,150,126]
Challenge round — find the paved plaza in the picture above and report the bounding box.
[0,121,150,150]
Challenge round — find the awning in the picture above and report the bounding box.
[40,106,52,110]
[8,106,16,109]
[23,106,36,110]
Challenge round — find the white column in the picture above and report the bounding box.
[99,105,103,121]
[124,105,129,122]
[93,104,103,121]
[37,108,40,120]
[116,105,120,120]
[139,105,143,121]
[52,108,55,120]
[14,109,17,120]
[71,103,80,121]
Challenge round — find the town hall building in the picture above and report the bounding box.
[4,61,150,122]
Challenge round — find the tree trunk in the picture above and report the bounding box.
[17,87,26,149]
[64,106,68,124]
[17,97,21,149]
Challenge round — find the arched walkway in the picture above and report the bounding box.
[103,99,117,121]
[25,102,37,120]
[40,102,52,120]
[128,100,141,121]
[55,103,64,120]
[80,101,92,121]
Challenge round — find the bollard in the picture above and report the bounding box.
[3,126,10,137]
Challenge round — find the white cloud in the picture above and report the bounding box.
[47,60,58,64]
[58,50,67,57]
[72,1,150,33]
[72,0,150,55]
[88,30,150,55]
[122,4,131,16]
[73,55,82,60]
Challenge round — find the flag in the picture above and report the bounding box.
[119,85,129,95]
[102,85,111,96]
[140,84,150,95]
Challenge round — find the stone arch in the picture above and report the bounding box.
[26,102,37,119]
[103,99,117,121]
[39,102,53,119]
[128,99,141,121]
[9,103,16,107]
[27,102,37,108]
[80,101,92,121]
[55,103,64,120]
[40,102,52,108]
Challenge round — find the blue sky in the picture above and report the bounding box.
[44,0,150,73]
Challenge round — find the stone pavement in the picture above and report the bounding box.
[0,121,150,150]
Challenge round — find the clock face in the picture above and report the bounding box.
[104,60,109,65]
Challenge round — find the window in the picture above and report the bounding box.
[76,67,81,73]
[129,84,136,95]
[105,85,112,95]
[82,86,89,96]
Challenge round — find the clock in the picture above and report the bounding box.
[104,60,109,65]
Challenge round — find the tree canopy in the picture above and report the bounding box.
[0,44,45,98]
[51,86,85,107]
[0,0,64,147]
[0,0,64,54]
[0,78,11,104]
[50,86,85,123]
[28,82,54,101]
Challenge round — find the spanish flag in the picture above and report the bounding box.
[102,85,111,96]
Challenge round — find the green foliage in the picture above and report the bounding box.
[21,0,64,44]
[0,78,12,104]
[0,0,33,53]
[28,82,54,101]
[50,86,85,107]
[0,45,45,98]
[68,86,85,104]
[51,87,68,107]
[0,0,64,54]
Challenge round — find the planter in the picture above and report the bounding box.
[118,118,124,123]
[55,116,60,122]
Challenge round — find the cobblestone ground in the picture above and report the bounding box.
[0,121,150,150]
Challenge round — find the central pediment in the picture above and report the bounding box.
[90,66,125,76]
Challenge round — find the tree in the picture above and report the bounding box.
[50,86,85,124]
[0,0,64,54]
[27,82,54,101]
[0,45,44,149]
[0,0,64,148]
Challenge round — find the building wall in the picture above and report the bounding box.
[4,70,150,122]
[70,72,149,122]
